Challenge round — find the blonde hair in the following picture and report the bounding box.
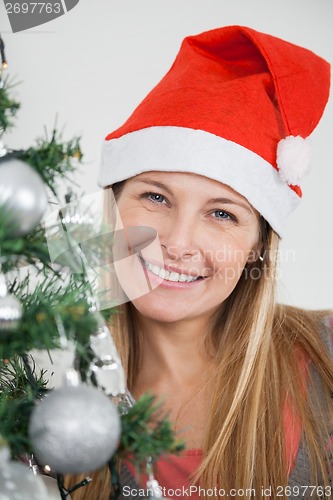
[66,186,333,499]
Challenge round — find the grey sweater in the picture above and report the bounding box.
[288,314,333,499]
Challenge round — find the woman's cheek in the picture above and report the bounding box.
[210,240,253,283]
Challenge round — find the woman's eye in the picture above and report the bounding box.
[142,192,167,204]
[211,210,236,222]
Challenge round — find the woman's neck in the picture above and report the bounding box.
[134,314,216,391]
[130,315,216,449]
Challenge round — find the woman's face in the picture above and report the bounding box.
[114,171,260,325]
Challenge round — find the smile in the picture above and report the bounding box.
[143,260,204,283]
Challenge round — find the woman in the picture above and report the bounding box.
[69,25,333,499]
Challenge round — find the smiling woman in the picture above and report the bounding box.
[114,172,260,327]
[66,25,332,500]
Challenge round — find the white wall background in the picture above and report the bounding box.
[1,0,332,310]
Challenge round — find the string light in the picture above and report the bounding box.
[0,34,7,97]
[0,34,7,69]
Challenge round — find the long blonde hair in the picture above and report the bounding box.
[66,186,333,499]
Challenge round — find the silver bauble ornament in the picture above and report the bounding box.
[0,274,22,331]
[0,445,48,500]
[28,384,121,474]
[0,157,48,236]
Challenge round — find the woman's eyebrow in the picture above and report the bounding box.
[209,198,253,214]
[134,179,174,196]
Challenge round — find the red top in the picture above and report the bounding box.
[127,350,310,499]
[149,400,303,499]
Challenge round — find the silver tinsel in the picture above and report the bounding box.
[0,157,48,236]
[28,384,121,474]
[89,323,126,397]
[0,273,22,331]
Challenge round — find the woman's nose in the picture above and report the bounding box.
[161,213,200,261]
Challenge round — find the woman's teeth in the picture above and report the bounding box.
[144,261,201,283]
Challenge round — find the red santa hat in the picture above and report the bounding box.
[99,25,330,237]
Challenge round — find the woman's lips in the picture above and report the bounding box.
[141,258,206,287]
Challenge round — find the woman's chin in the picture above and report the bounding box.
[131,293,186,322]
[132,294,219,326]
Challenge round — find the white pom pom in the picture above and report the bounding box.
[277,135,311,185]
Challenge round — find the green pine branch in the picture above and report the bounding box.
[0,77,20,132]
[19,128,82,196]
[114,393,185,471]
[0,213,51,272]
[0,357,48,458]
[1,274,102,360]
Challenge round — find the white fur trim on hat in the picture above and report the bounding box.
[277,135,311,185]
[99,126,301,237]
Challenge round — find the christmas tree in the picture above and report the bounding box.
[0,36,182,499]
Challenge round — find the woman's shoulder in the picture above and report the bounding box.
[276,303,332,325]
[316,311,333,356]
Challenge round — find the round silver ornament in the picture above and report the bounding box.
[0,274,22,331]
[0,157,48,236]
[28,384,121,474]
[0,446,48,500]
